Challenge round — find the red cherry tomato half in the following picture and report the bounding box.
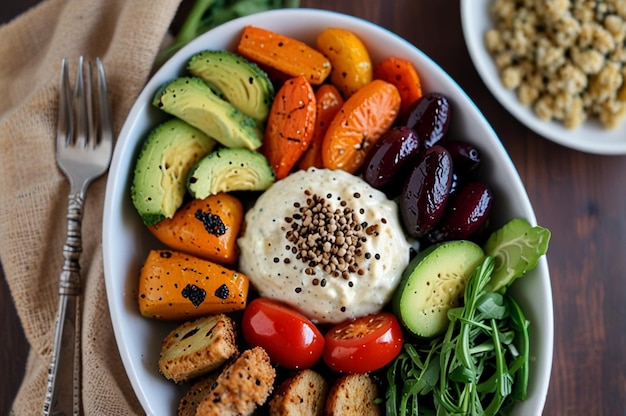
[323,312,404,373]
[241,297,325,369]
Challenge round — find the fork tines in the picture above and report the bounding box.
[58,56,112,149]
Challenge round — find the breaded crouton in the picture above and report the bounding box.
[177,374,218,416]
[159,314,238,383]
[324,373,381,416]
[195,346,276,416]
[269,369,328,416]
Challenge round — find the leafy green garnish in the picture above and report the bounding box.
[386,218,549,415]
[484,218,551,293]
[157,0,300,65]
[386,257,531,415]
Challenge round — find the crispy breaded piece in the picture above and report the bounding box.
[269,369,328,416]
[177,374,218,416]
[324,373,381,416]
[195,346,276,416]
[159,314,238,383]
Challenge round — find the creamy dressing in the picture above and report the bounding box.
[238,168,411,323]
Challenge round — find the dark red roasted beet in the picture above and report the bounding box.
[400,145,453,238]
[427,181,493,243]
[397,93,451,149]
[362,126,420,188]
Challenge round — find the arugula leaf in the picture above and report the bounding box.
[385,256,536,415]
[385,218,548,415]
[484,218,551,293]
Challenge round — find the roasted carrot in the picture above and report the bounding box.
[262,75,317,180]
[298,84,344,170]
[374,57,423,114]
[237,25,331,85]
[138,250,250,320]
[322,79,401,174]
[148,193,243,266]
[316,27,373,98]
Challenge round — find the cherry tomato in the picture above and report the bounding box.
[241,297,325,369]
[323,312,404,373]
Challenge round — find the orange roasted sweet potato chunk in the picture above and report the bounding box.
[148,193,243,266]
[138,250,249,320]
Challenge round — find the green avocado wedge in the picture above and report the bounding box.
[186,147,275,199]
[187,50,274,122]
[393,240,485,338]
[153,77,263,150]
[131,119,216,226]
[484,218,551,293]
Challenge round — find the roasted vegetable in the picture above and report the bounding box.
[321,79,401,173]
[373,56,423,114]
[298,83,344,170]
[157,0,301,65]
[148,193,244,265]
[316,27,372,98]
[237,25,331,85]
[262,75,316,179]
[138,249,249,320]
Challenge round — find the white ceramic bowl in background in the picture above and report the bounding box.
[461,0,626,155]
[103,8,553,415]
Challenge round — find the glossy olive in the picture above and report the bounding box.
[397,93,450,148]
[445,140,482,193]
[427,181,493,243]
[445,140,481,174]
[362,126,420,188]
[400,145,453,238]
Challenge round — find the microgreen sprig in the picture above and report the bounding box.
[386,256,532,416]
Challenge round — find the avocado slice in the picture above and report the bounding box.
[393,240,485,338]
[131,119,216,226]
[153,77,263,150]
[187,147,275,199]
[187,50,274,122]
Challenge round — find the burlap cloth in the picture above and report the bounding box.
[0,0,183,414]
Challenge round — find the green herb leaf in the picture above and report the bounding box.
[386,218,548,415]
[484,218,551,292]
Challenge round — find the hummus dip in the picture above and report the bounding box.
[238,168,411,323]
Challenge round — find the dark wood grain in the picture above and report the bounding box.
[2,1,625,415]
[0,4,40,416]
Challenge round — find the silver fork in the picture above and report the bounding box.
[43,57,113,416]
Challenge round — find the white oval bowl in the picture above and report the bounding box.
[103,8,553,415]
[461,0,626,155]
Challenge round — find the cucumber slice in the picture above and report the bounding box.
[393,240,485,338]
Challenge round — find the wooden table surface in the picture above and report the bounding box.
[2,1,625,415]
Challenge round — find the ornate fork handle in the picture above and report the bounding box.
[43,192,85,416]
[60,193,84,295]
